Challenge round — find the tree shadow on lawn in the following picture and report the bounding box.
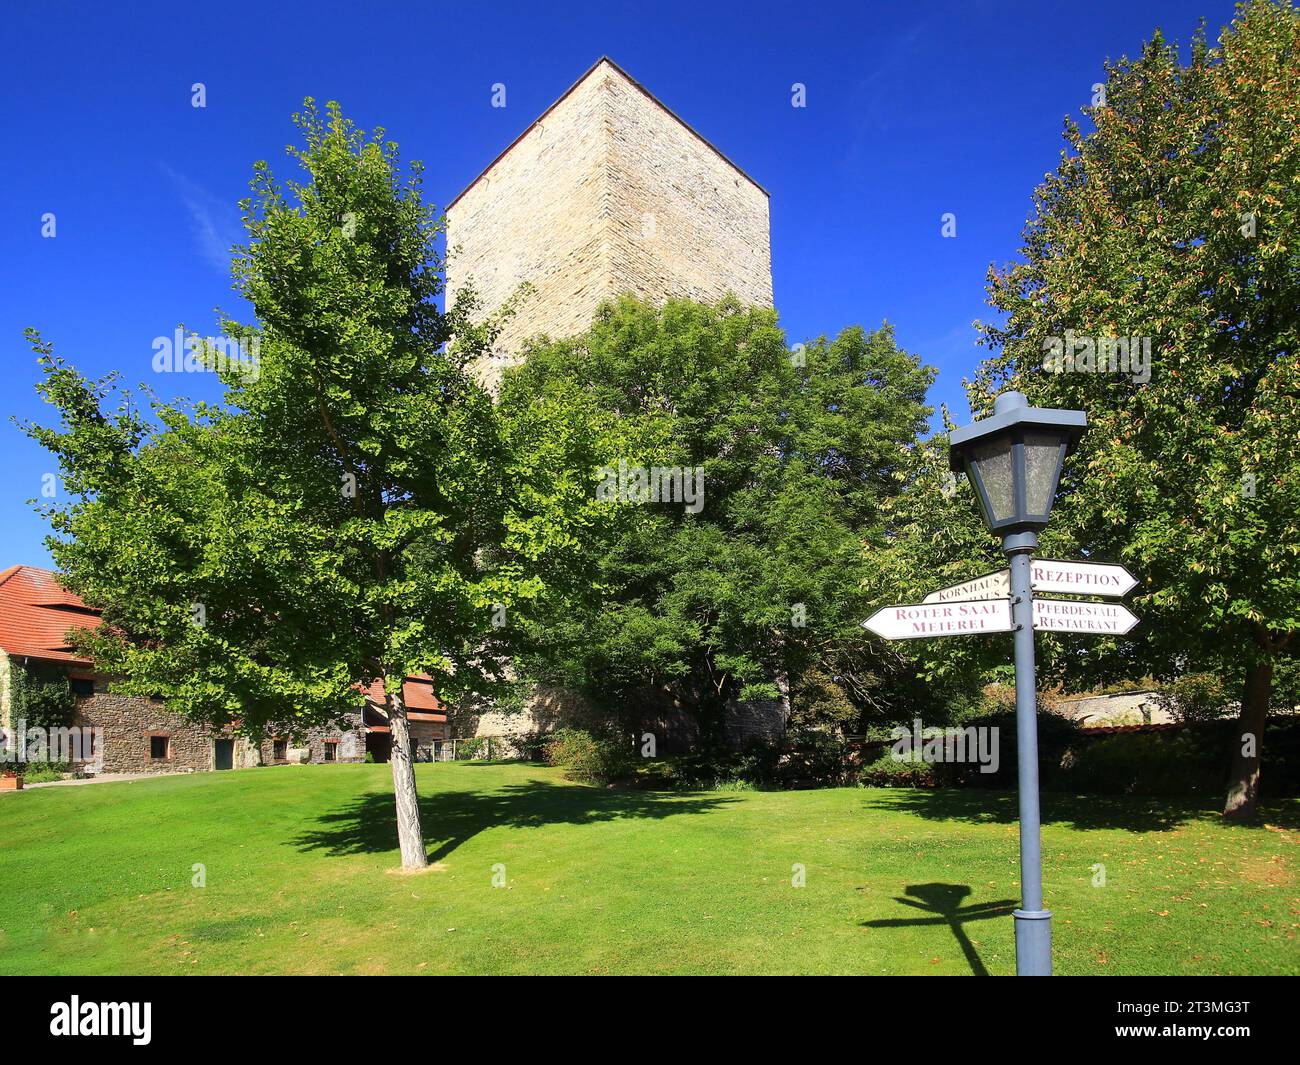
[863,883,1016,977]
[294,780,737,864]
[861,787,1300,834]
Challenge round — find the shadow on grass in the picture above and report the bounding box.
[294,779,736,863]
[863,883,1016,976]
[864,787,1300,833]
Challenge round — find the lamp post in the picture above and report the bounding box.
[948,390,1087,976]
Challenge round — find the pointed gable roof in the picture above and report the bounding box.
[447,56,767,211]
[0,565,101,665]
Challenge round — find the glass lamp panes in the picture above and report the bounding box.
[970,438,1016,523]
[1022,431,1065,516]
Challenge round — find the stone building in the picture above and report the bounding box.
[1052,690,1172,728]
[0,565,246,775]
[446,59,786,750]
[446,56,774,391]
[255,678,450,766]
[0,565,449,776]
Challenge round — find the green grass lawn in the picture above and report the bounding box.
[0,762,1295,975]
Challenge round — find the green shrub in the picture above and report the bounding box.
[782,729,855,787]
[510,730,550,761]
[943,709,1082,790]
[1155,673,1229,723]
[858,752,938,788]
[11,662,75,731]
[20,762,72,784]
[455,737,490,760]
[544,728,636,785]
[659,737,783,790]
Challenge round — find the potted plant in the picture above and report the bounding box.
[0,758,25,791]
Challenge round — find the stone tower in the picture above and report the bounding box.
[445,57,773,389]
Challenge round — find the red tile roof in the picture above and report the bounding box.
[361,675,445,720]
[1,566,448,722]
[0,565,100,665]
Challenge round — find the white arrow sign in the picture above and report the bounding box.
[923,570,1009,604]
[922,560,1137,605]
[1029,560,1137,597]
[863,598,1013,640]
[1032,598,1139,634]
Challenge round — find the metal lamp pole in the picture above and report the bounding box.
[943,390,1089,976]
[1004,531,1050,975]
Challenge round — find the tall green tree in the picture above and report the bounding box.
[23,102,537,867]
[975,0,1300,819]
[497,296,934,740]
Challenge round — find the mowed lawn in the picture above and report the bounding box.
[0,762,1295,975]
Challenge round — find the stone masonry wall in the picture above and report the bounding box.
[603,66,772,313]
[446,63,612,390]
[72,690,219,774]
[446,59,773,392]
[259,712,367,765]
[0,652,12,734]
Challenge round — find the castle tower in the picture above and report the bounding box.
[446,57,773,389]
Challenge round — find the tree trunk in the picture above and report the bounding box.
[1222,656,1273,822]
[386,682,428,868]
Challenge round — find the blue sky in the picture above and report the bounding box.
[0,0,1239,568]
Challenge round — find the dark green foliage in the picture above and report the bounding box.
[1156,673,1230,724]
[544,728,637,786]
[859,717,1300,798]
[10,662,75,731]
[660,739,782,790]
[787,669,857,733]
[972,0,1300,816]
[498,295,935,736]
[858,753,938,788]
[1057,719,1300,798]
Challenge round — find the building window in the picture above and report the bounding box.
[323,741,338,762]
[272,739,288,762]
[149,735,170,760]
[70,677,94,696]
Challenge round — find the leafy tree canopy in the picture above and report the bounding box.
[967,0,1299,817]
[21,101,572,865]
[497,295,935,740]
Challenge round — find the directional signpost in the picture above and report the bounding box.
[1032,598,1139,634]
[922,560,1137,604]
[863,599,1012,640]
[922,570,1010,604]
[1027,560,1138,598]
[863,392,1144,976]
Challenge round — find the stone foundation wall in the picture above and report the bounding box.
[408,720,445,760]
[1053,690,1170,728]
[471,686,602,757]
[469,686,789,756]
[71,691,221,774]
[724,698,789,748]
[259,713,367,765]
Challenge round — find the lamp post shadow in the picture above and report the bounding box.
[863,883,1017,976]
